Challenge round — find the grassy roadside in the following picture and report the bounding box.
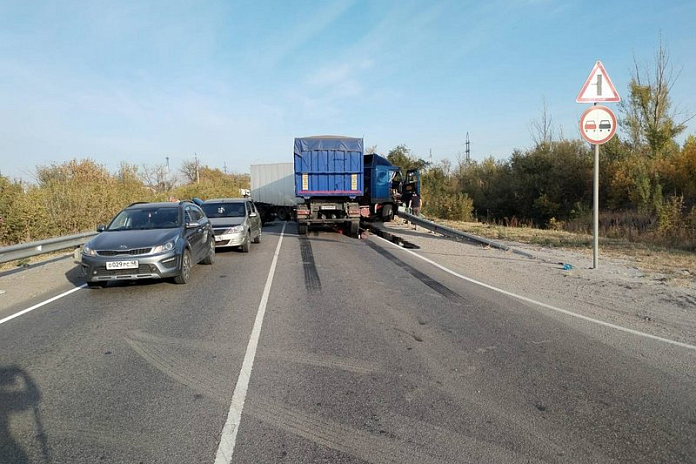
[438,219,695,286]
[0,249,76,274]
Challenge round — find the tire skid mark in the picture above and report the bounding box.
[125,332,380,403]
[247,397,453,464]
[260,350,382,375]
[9,416,162,460]
[366,241,466,305]
[127,329,236,353]
[377,411,588,464]
[299,237,322,292]
[125,337,227,404]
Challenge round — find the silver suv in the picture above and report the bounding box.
[80,201,215,287]
[200,198,262,252]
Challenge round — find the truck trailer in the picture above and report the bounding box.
[250,163,298,223]
[294,136,363,237]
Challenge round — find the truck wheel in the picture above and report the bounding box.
[349,221,359,237]
[277,208,289,221]
[298,223,307,235]
[382,204,394,222]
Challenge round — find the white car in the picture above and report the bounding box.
[200,198,262,252]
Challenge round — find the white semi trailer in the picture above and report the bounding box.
[250,163,299,223]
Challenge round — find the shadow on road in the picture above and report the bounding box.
[0,365,50,463]
[64,262,85,287]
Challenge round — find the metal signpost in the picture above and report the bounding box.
[576,61,620,269]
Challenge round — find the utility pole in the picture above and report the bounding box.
[165,156,170,174]
[465,132,471,163]
[194,153,200,184]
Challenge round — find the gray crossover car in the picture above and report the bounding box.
[200,198,262,252]
[80,201,215,287]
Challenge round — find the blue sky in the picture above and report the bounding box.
[1,0,695,181]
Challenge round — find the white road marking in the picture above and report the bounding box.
[374,235,696,352]
[0,284,86,326]
[214,222,286,464]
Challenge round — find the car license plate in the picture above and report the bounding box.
[321,205,336,210]
[106,260,138,270]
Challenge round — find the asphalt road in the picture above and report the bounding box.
[1,221,695,463]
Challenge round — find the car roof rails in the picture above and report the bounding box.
[127,201,149,207]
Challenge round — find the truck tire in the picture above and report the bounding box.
[277,208,289,221]
[381,204,394,222]
[349,221,359,237]
[298,223,308,235]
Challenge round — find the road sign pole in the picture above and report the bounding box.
[577,61,620,269]
[593,140,599,269]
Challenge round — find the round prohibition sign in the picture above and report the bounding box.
[579,105,617,145]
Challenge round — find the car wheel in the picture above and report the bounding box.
[202,238,215,265]
[174,249,192,284]
[241,232,250,253]
[253,230,261,244]
[87,281,108,289]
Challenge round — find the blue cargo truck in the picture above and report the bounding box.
[294,136,364,236]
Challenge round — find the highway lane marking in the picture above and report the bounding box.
[0,284,86,326]
[214,222,286,464]
[373,235,696,352]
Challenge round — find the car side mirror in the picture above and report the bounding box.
[97,225,106,232]
[249,212,258,218]
[186,221,200,229]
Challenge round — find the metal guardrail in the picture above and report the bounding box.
[396,209,536,259]
[0,231,97,265]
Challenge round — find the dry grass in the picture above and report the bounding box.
[0,250,75,273]
[439,219,695,286]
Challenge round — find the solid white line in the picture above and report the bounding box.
[373,235,696,352]
[214,222,286,464]
[0,284,86,326]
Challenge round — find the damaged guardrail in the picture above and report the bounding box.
[0,232,97,265]
[396,209,535,259]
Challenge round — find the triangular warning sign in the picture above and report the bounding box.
[576,61,620,103]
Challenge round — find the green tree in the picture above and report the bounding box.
[619,40,691,157]
[386,145,429,172]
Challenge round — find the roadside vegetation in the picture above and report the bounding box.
[388,42,696,255]
[0,159,248,246]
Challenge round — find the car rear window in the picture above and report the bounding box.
[201,203,245,218]
[108,207,180,230]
